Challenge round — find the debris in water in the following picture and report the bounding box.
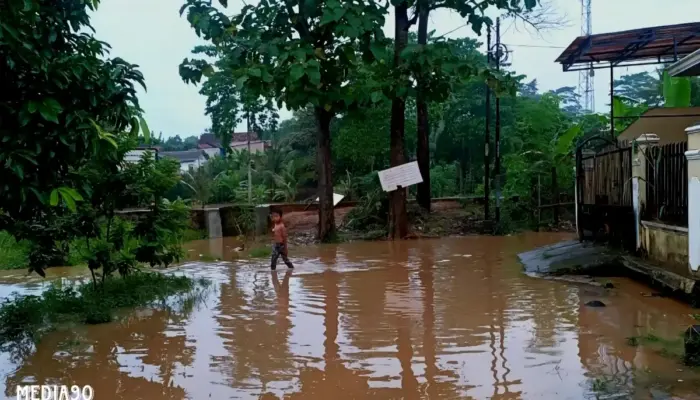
[603,282,615,289]
[683,325,700,366]
[585,300,606,307]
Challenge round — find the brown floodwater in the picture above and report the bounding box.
[2,233,700,399]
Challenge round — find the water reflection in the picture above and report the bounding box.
[2,233,700,399]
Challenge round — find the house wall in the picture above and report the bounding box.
[124,149,156,163]
[640,220,690,276]
[230,141,265,153]
[202,148,220,158]
[180,156,208,172]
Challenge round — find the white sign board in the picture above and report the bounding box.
[377,161,423,192]
[314,193,345,207]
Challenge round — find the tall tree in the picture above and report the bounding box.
[180,0,386,242]
[412,0,541,214]
[388,0,416,238]
[0,0,143,233]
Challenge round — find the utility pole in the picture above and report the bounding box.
[483,26,492,221]
[494,17,502,224]
[247,113,253,204]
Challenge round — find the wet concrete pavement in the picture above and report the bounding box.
[2,233,700,399]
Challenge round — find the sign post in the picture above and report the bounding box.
[377,161,423,192]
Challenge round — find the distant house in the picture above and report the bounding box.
[160,150,209,172]
[124,146,159,164]
[198,132,271,154]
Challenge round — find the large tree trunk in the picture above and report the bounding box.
[389,2,410,240]
[315,107,336,242]
[415,2,431,212]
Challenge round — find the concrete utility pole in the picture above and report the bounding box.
[484,26,492,221]
[494,17,502,224]
[247,113,252,205]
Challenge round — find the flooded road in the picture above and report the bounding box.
[2,233,700,399]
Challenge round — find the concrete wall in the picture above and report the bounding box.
[230,141,266,153]
[640,220,689,274]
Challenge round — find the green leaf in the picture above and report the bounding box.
[202,65,215,77]
[29,187,44,203]
[662,70,691,108]
[370,43,388,62]
[290,64,305,82]
[49,189,59,206]
[371,91,383,103]
[236,75,249,87]
[129,117,140,137]
[38,104,59,123]
[62,194,77,212]
[248,68,262,77]
[61,187,84,201]
[555,124,582,155]
[138,116,151,144]
[306,67,321,85]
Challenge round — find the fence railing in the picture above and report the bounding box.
[580,144,633,206]
[644,141,688,226]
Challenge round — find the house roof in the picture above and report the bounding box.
[668,47,700,77]
[198,132,259,147]
[160,150,205,163]
[231,131,259,142]
[555,22,700,72]
[617,106,700,144]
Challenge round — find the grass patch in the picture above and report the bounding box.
[0,231,90,270]
[0,231,31,270]
[625,332,685,359]
[182,228,207,242]
[249,246,271,258]
[0,272,204,347]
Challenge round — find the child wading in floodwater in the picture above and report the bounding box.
[270,208,294,270]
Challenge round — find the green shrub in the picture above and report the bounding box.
[0,231,30,270]
[0,272,202,345]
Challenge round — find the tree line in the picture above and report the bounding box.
[179,0,541,241]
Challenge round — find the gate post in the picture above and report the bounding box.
[633,133,659,251]
[685,125,700,272]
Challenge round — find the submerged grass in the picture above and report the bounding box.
[0,272,204,346]
[249,246,271,258]
[625,332,685,360]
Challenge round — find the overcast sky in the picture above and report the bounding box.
[90,0,700,138]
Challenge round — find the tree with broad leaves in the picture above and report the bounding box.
[189,45,279,149]
[0,0,147,275]
[179,0,387,242]
[382,0,539,236]
[412,0,542,213]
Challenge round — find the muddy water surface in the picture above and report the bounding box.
[2,233,700,399]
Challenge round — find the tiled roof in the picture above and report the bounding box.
[160,150,204,162]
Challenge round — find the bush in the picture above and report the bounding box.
[0,231,30,270]
[0,272,203,346]
[430,162,459,198]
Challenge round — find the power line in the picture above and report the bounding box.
[502,43,566,49]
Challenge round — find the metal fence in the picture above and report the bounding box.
[644,141,688,226]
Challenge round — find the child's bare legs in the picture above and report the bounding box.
[271,243,294,270]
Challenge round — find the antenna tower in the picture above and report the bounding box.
[579,0,594,112]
